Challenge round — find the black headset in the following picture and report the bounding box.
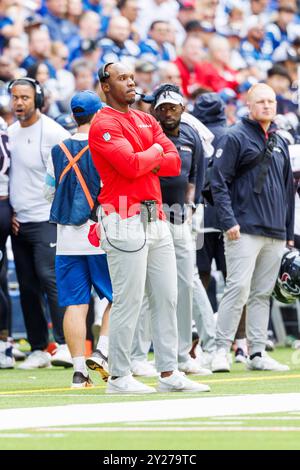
[8,77,45,110]
[98,62,114,82]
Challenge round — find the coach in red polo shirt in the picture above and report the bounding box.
[89,62,210,395]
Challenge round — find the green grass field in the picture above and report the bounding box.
[0,348,300,450]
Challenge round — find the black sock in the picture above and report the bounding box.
[250,352,262,361]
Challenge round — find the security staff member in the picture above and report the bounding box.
[151,84,211,375]
[89,62,210,394]
[211,83,295,373]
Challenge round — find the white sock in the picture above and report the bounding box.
[236,338,248,354]
[73,356,88,377]
[96,335,109,357]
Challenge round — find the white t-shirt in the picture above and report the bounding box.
[8,114,69,223]
[45,132,105,256]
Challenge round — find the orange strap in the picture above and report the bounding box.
[58,142,94,210]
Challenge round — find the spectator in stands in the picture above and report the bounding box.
[266,2,298,57]
[266,64,297,115]
[136,0,179,40]
[0,56,17,83]
[157,61,182,88]
[172,0,197,47]
[50,41,75,111]
[22,27,56,78]
[3,37,28,77]
[68,10,101,64]
[118,0,140,43]
[201,36,239,92]
[67,0,84,27]
[174,35,206,97]
[71,58,95,91]
[99,16,140,66]
[44,0,78,44]
[140,20,176,63]
[240,16,273,78]
[0,0,23,53]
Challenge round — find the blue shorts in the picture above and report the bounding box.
[56,254,113,307]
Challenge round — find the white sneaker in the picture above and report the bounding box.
[51,344,73,368]
[178,357,212,376]
[197,351,216,370]
[18,351,51,370]
[247,352,290,372]
[0,341,15,369]
[131,360,158,377]
[211,348,231,373]
[235,348,248,364]
[157,370,210,393]
[106,374,157,394]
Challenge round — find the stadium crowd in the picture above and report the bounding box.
[1,0,300,393]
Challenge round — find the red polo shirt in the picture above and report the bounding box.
[89,107,181,219]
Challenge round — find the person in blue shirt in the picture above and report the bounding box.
[139,20,176,63]
[240,18,273,75]
[45,90,113,388]
[265,3,298,56]
[99,16,140,66]
[43,0,78,44]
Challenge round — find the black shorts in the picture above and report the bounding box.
[197,231,226,276]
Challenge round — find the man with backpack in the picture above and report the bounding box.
[45,91,113,388]
[210,83,295,373]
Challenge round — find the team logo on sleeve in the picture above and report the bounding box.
[216,149,223,159]
[103,132,111,142]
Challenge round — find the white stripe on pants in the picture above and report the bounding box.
[216,234,285,355]
[100,213,178,376]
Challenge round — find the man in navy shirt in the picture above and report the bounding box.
[152,84,210,375]
[211,83,295,373]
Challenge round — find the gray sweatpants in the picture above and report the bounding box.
[216,234,285,355]
[100,213,178,376]
[168,221,195,364]
[193,271,216,354]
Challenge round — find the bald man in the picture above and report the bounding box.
[89,62,210,394]
[210,84,295,373]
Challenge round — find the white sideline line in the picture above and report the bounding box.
[0,393,300,431]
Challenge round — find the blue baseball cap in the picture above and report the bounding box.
[71,90,102,117]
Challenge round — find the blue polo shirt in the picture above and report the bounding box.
[160,122,204,224]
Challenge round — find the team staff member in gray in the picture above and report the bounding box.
[89,62,210,394]
[8,78,71,370]
[152,84,211,375]
[211,83,295,373]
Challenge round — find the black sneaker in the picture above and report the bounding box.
[86,349,109,382]
[71,372,94,389]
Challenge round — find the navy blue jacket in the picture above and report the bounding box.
[192,93,228,230]
[211,117,295,241]
[50,138,100,226]
[160,121,204,224]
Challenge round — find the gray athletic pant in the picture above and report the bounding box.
[168,221,195,364]
[100,213,178,376]
[131,295,152,362]
[216,234,285,355]
[193,271,216,354]
[132,227,217,361]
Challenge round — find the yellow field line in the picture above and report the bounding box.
[0,374,300,396]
